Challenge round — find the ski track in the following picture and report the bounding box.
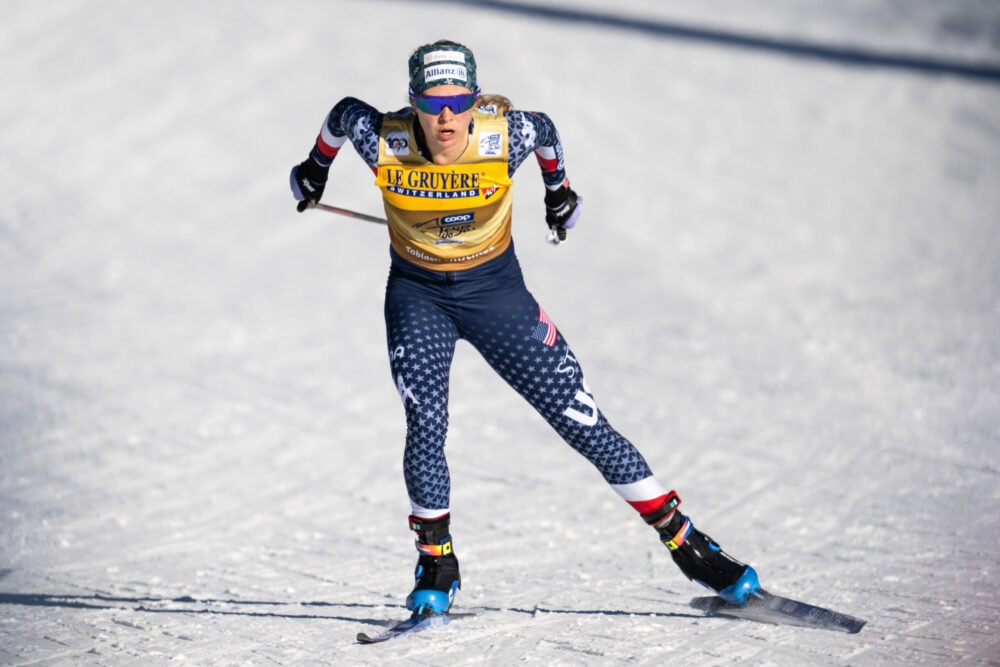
[3,0,1000,664]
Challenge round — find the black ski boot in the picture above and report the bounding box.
[405,514,461,615]
[642,491,761,605]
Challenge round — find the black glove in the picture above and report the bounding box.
[290,159,329,212]
[544,184,581,244]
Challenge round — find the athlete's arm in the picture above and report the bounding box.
[506,109,580,242]
[506,110,567,190]
[309,97,384,171]
[290,98,384,210]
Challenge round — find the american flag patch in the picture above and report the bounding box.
[532,305,557,346]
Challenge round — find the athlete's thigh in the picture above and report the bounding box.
[460,284,591,423]
[462,285,653,485]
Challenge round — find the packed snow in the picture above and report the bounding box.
[2,0,999,664]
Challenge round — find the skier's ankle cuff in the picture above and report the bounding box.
[640,490,681,528]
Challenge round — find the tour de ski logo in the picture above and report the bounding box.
[413,212,476,244]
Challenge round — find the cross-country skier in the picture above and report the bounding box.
[290,40,761,617]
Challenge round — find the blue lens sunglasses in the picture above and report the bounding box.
[410,88,481,115]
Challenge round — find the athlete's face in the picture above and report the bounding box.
[413,84,474,163]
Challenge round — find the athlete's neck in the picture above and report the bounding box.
[431,143,466,165]
[413,114,472,166]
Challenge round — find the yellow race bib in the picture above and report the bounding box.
[376,109,513,270]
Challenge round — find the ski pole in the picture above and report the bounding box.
[307,202,564,247]
[306,201,387,225]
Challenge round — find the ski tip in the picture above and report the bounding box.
[356,632,374,644]
[845,618,868,634]
[689,593,868,634]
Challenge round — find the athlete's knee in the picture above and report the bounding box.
[560,379,600,427]
[404,400,449,440]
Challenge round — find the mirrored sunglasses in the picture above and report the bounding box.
[411,92,479,115]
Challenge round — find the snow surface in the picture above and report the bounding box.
[2,0,1000,664]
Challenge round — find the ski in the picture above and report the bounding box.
[356,611,473,644]
[690,590,866,634]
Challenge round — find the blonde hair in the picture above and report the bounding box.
[475,94,513,113]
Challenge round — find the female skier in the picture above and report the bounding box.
[290,40,760,616]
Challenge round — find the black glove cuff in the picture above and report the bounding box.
[544,184,569,210]
[298,158,329,185]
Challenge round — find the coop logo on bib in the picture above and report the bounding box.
[441,212,474,225]
[479,132,502,157]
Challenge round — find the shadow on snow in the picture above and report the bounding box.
[432,0,1000,83]
[0,592,394,626]
[0,592,704,624]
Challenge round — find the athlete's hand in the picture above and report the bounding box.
[290,159,329,212]
[544,183,581,245]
